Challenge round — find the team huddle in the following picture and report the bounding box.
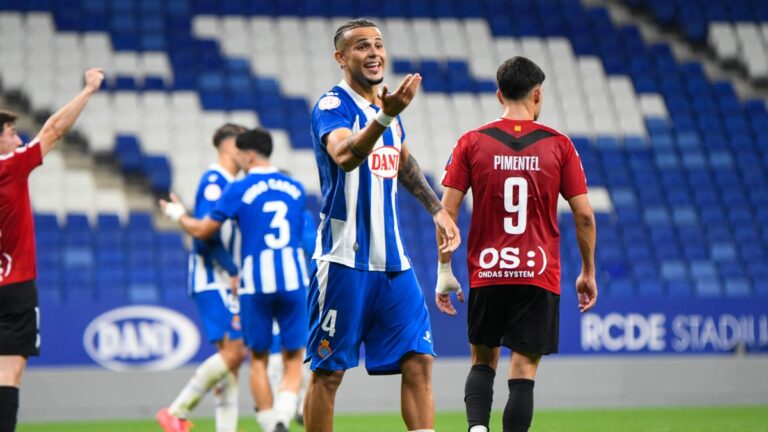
[0,18,597,432]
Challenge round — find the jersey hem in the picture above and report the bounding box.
[314,255,412,272]
[469,279,561,296]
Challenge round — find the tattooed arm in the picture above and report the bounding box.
[398,143,460,253]
[398,143,442,215]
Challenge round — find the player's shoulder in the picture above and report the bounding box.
[200,165,234,185]
[313,87,347,112]
[531,121,571,142]
[460,118,507,143]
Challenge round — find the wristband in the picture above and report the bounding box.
[164,202,186,222]
[375,110,394,127]
[437,261,453,276]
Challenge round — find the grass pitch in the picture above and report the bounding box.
[18,405,768,431]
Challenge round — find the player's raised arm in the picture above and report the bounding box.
[435,186,466,315]
[160,193,222,240]
[325,73,422,171]
[36,68,104,157]
[567,193,597,312]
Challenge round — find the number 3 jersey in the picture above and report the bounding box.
[441,119,588,295]
[210,167,310,294]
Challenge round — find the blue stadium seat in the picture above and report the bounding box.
[115,135,143,174]
[695,281,721,298]
[710,243,737,261]
[609,278,635,298]
[638,280,664,297]
[690,261,717,281]
[660,261,688,282]
[667,281,693,298]
[129,283,161,304]
[724,279,752,298]
[62,247,94,269]
[34,213,59,232]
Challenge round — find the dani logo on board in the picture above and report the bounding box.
[83,306,200,371]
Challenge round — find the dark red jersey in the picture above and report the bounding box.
[441,119,587,295]
[0,140,43,287]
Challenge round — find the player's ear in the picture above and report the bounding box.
[496,89,504,106]
[532,85,542,105]
[334,50,345,70]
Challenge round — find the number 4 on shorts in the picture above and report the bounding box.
[321,309,337,337]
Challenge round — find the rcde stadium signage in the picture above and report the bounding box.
[553,297,768,355]
[83,306,201,371]
[581,312,768,352]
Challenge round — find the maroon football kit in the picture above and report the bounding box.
[442,119,587,295]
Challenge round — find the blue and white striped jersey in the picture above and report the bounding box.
[188,164,240,294]
[210,167,309,295]
[310,79,411,272]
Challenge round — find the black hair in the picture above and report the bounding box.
[212,123,247,148]
[496,56,546,101]
[236,128,273,158]
[0,110,17,134]
[333,19,379,50]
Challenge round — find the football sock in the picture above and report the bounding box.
[0,386,19,432]
[503,379,535,432]
[464,364,495,431]
[255,408,276,432]
[214,371,239,432]
[274,391,298,427]
[169,353,229,418]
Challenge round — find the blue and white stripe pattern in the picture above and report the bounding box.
[311,80,411,272]
[210,167,310,295]
[189,164,240,294]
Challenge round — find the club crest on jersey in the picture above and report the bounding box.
[203,183,222,201]
[318,95,341,110]
[318,339,332,359]
[368,146,400,179]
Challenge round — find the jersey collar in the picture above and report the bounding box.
[338,79,377,111]
[209,163,235,182]
[248,166,279,175]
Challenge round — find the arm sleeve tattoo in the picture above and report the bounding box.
[398,153,443,215]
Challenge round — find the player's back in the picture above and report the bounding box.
[228,168,309,294]
[442,119,587,294]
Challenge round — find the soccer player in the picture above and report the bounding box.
[435,56,598,432]
[0,68,104,431]
[156,124,247,432]
[304,19,460,431]
[161,128,309,432]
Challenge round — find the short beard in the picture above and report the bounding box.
[366,76,384,85]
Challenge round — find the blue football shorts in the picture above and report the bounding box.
[305,260,436,375]
[240,287,308,353]
[193,288,243,344]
